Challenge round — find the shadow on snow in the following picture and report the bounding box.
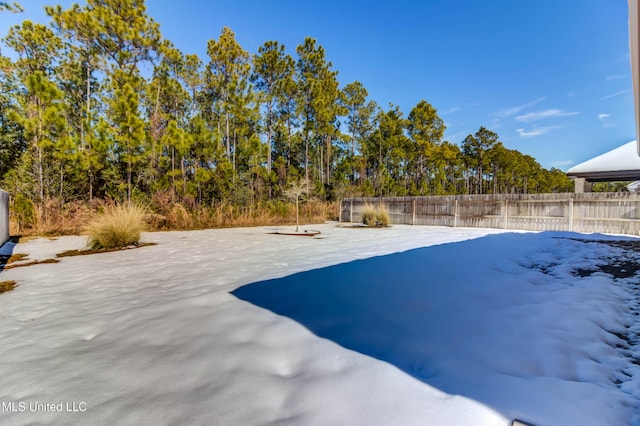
[232,232,638,425]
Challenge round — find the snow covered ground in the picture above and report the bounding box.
[0,223,638,426]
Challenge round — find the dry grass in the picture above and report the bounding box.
[362,203,390,227]
[1,252,27,269]
[145,199,338,230]
[0,280,17,294]
[6,253,28,264]
[167,203,194,229]
[2,258,59,269]
[86,203,147,249]
[362,204,378,226]
[8,195,339,236]
[11,198,94,236]
[377,204,390,226]
[56,242,156,258]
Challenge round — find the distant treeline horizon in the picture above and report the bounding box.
[0,0,575,226]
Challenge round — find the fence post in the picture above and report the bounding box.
[412,199,416,225]
[568,198,573,232]
[350,200,353,223]
[503,199,508,229]
[453,199,458,228]
[0,190,8,245]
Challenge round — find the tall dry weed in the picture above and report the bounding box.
[12,197,93,236]
[8,195,338,236]
[167,203,193,229]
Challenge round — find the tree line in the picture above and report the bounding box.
[0,0,573,223]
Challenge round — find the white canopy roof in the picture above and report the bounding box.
[567,140,640,181]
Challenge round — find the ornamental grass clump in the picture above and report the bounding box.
[362,203,390,227]
[362,204,378,226]
[376,204,390,226]
[86,203,146,250]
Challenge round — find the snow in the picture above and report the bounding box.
[0,223,639,425]
[567,140,640,174]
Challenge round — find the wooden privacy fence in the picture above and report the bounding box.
[340,193,640,235]
[0,190,8,245]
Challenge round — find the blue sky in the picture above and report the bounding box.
[1,0,635,170]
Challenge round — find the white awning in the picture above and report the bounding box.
[567,140,640,181]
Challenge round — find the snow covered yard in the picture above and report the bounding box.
[0,223,639,425]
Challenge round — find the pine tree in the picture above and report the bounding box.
[295,37,342,192]
[462,126,499,194]
[3,20,67,212]
[252,40,294,182]
[206,27,251,162]
[342,81,376,184]
[0,55,26,180]
[407,100,445,192]
[366,105,410,196]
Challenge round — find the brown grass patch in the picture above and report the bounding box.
[6,253,28,264]
[2,258,59,269]
[0,280,17,294]
[57,242,156,258]
[1,252,28,268]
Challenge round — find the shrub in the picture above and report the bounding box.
[362,203,390,227]
[86,203,146,250]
